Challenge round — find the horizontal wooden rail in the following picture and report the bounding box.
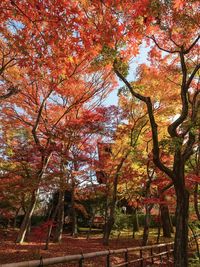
[0,242,174,267]
[0,234,199,267]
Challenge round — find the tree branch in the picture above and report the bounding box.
[0,86,19,100]
[32,90,53,145]
[168,51,188,137]
[148,35,180,54]
[113,64,174,180]
[184,35,200,54]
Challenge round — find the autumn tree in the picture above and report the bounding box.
[95,100,149,244]
[0,2,199,266]
[112,0,199,263]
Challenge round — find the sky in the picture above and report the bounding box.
[104,44,150,106]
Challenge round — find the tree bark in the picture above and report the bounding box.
[157,222,161,244]
[16,189,39,243]
[87,207,97,240]
[103,153,129,245]
[142,204,153,246]
[103,215,114,245]
[53,191,65,242]
[160,204,172,237]
[132,208,139,238]
[71,182,78,237]
[194,182,200,220]
[71,210,78,237]
[174,185,189,267]
[13,207,21,228]
[114,50,198,266]
[45,197,59,250]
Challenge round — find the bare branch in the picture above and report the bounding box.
[32,90,53,145]
[148,35,180,54]
[186,64,200,89]
[0,86,19,100]
[168,51,188,138]
[184,35,200,54]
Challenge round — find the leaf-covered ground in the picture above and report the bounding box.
[0,228,176,266]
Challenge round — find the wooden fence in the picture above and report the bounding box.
[0,235,199,267]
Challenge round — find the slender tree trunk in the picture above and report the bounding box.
[103,215,114,245]
[102,185,116,245]
[87,208,97,240]
[174,185,189,267]
[142,204,153,246]
[45,200,59,250]
[26,219,31,240]
[169,213,174,233]
[157,222,161,244]
[16,189,39,243]
[53,191,65,242]
[71,210,78,237]
[194,182,200,220]
[156,208,161,243]
[160,204,172,237]
[103,155,129,245]
[132,208,139,238]
[45,225,53,250]
[6,218,11,229]
[71,183,78,237]
[13,207,21,228]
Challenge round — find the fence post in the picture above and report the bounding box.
[188,237,191,248]
[79,258,83,267]
[158,247,162,263]
[140,249,143,267]
[166,244,170,264]
[150,247,154,265]
[79,253,84,267]
[106,250,110,267]
[125,248,128,267]
[39,256,43,267]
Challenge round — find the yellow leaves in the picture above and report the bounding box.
[135,16,144,26]
[68,56,74,63]
[78,0,89,8]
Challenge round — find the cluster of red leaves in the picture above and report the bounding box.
[32,220,56,241]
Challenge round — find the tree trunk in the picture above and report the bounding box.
[26,219,31,241]
[157,222,161,244]
[45,200,59,250]
[156,208,161,243]
[160,204,172,237]
[71,184,78,237]
[102,154,129,245]
[87,208,96,240]
[71,210,78,237]
[16,189,38,243]
[102,186,116,245]
[194,182,200,220]
[54,191,65,242]
[174,186,189,267]
[13,207,21,228]
[103,216,114,245]
[132,208,139,238]
[142,204,153,246]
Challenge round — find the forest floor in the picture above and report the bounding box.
[0,227,174,266]
[0,228,198,266]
